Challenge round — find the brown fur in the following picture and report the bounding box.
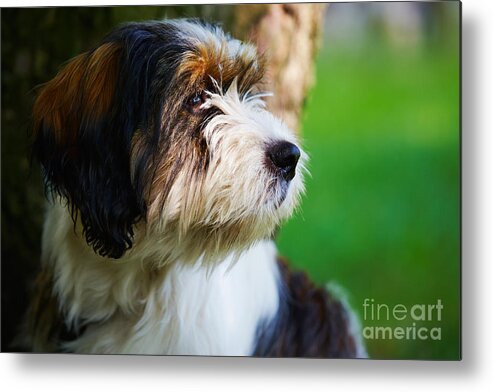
[32,43,120,145]
[178,41,266,96]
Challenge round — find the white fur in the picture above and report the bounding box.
[205,80,304,216]
[43,202,280,355]
[325,282,368,358]
[170,19,256,60]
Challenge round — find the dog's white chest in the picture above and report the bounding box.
[139,244,280,356]
[53,221,281,355]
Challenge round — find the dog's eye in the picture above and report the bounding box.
[187,91,209,110]
[189,94,202,106]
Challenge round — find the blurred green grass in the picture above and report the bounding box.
[276,34,460,359]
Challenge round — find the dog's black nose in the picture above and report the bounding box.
[267,141,301,181]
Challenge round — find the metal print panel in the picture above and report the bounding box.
[1,2,460,359]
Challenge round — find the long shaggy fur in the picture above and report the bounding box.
[21,19,365,357]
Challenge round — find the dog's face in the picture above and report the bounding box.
[33,20,306,261]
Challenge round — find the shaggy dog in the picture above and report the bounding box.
[22,19,365,357]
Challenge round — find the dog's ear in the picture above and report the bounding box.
[32,42,142,258]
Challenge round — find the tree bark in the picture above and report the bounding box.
[1,4,326,349]
[232,3,326,132]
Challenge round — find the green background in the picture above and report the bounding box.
[277,2,460,359]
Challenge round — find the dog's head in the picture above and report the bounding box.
[32,20,306,261]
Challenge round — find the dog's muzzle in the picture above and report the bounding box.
[267,141,301,181]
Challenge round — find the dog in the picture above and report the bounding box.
[21,19,366,357]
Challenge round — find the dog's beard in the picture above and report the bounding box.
[143,80,306,266]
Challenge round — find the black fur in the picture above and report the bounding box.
[254,258,360,358]
[32,21,211,258]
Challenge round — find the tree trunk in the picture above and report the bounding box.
[232,3,326,131]
[0,4,325,350]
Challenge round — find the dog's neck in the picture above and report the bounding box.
[42,202,280,354]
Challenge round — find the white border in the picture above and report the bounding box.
[2,0,493,391]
